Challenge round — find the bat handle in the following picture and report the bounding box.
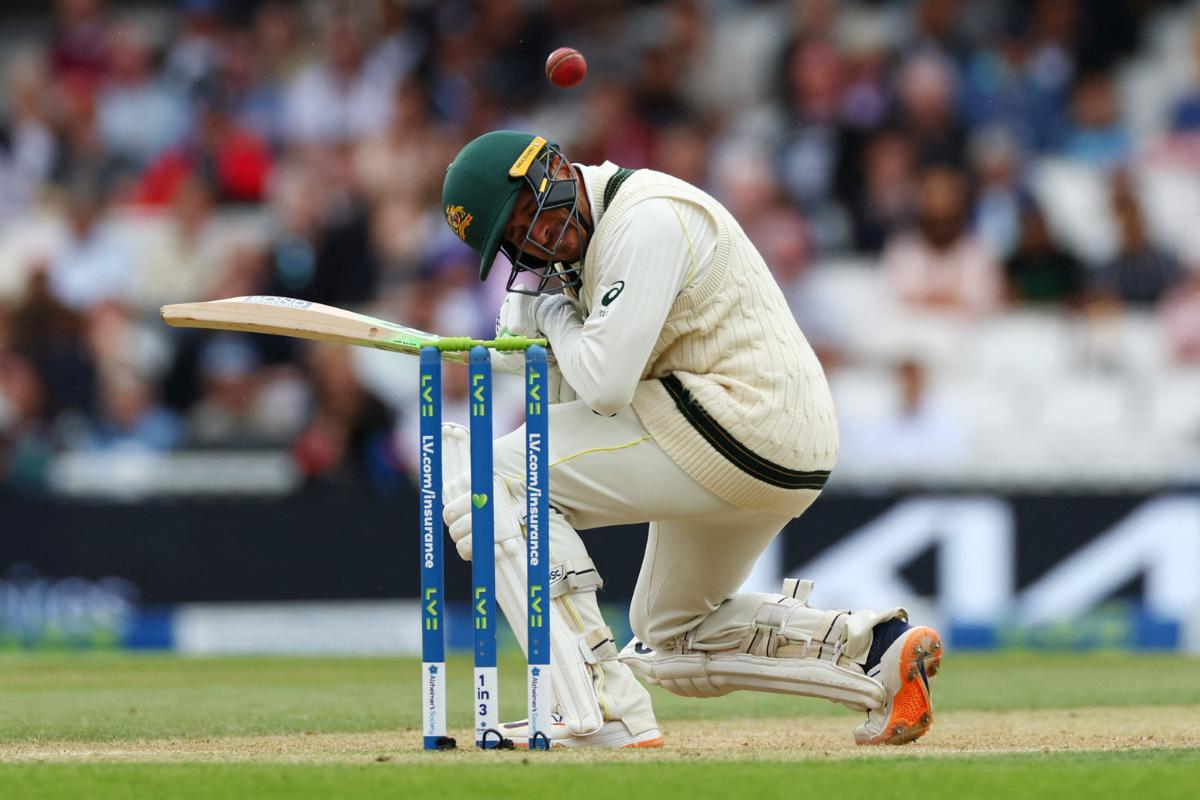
[434,337,548,352]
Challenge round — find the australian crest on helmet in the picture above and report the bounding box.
[445,204,473,241]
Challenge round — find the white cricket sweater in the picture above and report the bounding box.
[545,161,838,516]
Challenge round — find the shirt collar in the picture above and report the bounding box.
[574,161,622,229]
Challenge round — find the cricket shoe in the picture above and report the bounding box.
[854,620,943,745]
[500,713,664,749]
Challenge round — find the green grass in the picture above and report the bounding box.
[3,751,1199,800]
[1,651,1197,741]
[2,652,1198,798]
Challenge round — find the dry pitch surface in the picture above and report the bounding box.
[1,652,1197,799]
[3,706,1198,764]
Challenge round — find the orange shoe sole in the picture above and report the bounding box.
[860,626,943,745]
[623,735,664,749]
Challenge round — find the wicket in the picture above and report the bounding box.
[419,343,552,751]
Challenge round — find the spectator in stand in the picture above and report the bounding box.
[263,148,378,306]
[48,0,109,88]
[879,358,968,473]
[775,37,862,250]
[1161,270,1200,363]
[254,1,307,81]
[282,6,396,146]
[366,0,426,89]
[134,82,273,207]
[291,341,398,493]
[894,53,967,168]
[259,162,322,299]
[129,177,231,312]
[83,365,182,452]
[630,0,705,129]
[960,14,1071,154]
[47,182,134,312]
[1168,14,1200,134]
[908,0,971,65]
[837,357,970,480]
[1059,72,1130,170]
[1025,0,1079,108]
[776,38,851,211]
[1,53,57,220]
[1161,12,1200,175]
[83,300,172,387]
[1005,201,1086,304]
[713,144,810,284]
[421,6,483,127]
[96,22,189,168]
[9,267,97,421]
[710,141,836,362]
[838,28,891,134]
[206,238,268,301]
[634,39,693,129]
[163,0,224,91]
[0,351,56,490]
[49,66,130,196]
[472,0,551,112]
[652,120,711,191]
[213,2,307,149]
[353,79,457,207]
[571,81,658,169]
[970,127,1027,259]
[186,335,304,447]
[217,28,282,151]
[369,193,435,285]
[850,129,917,254]
[884,165,1003,316]
[1094,177,1183,307]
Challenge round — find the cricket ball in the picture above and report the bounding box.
[545,47,587,89]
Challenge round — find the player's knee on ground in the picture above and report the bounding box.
[621,579,904,710]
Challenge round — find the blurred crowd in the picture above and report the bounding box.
[1,0,1199,494]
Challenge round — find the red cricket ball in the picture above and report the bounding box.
[545,47,587,89]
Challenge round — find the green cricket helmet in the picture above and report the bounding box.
[441,130,589,296]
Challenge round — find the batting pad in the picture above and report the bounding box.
[441,424,605,735]
[619,581,904,712]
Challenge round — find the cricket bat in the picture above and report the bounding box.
[160,296,544,368]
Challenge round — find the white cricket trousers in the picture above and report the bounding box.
[493,399,818,654]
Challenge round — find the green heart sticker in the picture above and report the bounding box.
[472,493,488,508]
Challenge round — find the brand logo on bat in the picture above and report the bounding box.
[601,281,625,306]
[445,204,474,241]
[242,296,313,309]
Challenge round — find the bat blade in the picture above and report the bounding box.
[160,296,470,364]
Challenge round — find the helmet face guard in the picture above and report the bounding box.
[499,142,590,297]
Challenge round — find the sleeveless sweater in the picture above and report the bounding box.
[581,166,838,516]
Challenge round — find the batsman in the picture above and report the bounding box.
[437,131,942,748]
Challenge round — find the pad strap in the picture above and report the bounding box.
[582,626,619,664]
[550,558,603,597]
[782,577,815,605]
[742,601,850,662]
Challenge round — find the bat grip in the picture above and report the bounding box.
[435,337,548,352]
